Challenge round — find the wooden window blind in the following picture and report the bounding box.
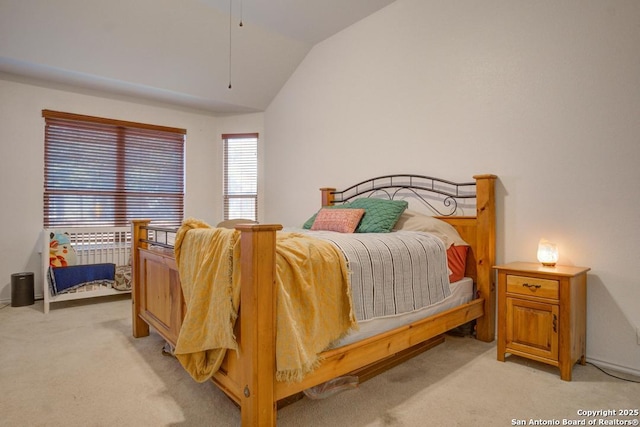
[43,110,185,228]
[222,133,258,221]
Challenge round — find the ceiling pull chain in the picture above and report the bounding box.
[228,0,232,89]
[228,0,243,89]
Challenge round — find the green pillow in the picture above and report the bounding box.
[303,198,408,233]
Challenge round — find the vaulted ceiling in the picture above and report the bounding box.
[0,0,395,114]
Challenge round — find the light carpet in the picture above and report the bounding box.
[0,296,638,426]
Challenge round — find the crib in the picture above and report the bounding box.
[42,226,132,313]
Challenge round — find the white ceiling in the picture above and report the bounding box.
[0,0,395,114]
[200,0,396,45]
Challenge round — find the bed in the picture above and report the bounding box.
[131,173,496,426]
[42,226,132,313]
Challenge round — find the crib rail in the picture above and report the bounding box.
[63,227,132,266]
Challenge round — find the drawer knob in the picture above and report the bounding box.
[522,282,542,289]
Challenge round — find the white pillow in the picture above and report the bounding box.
[392,210,468,248]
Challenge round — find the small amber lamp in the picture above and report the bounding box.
[537,239,559,267]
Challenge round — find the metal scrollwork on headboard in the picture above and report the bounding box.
[331,174,477,216]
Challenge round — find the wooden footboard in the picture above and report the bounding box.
[131,174,496,427]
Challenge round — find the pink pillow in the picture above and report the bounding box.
[311,208,365,233]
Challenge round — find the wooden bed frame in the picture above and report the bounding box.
[131,174,496,426]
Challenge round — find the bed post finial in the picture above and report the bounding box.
[472,175,497,342]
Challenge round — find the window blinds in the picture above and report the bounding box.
[222,133,258,221]
[43,110,185,228]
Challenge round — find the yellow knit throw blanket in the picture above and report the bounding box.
[173,218,357,383]
[173,219,241,382]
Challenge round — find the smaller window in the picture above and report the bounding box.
[223,133,258,221]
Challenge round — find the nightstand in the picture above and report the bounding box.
[495,262,590,381]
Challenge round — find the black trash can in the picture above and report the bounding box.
[11,272,34,307]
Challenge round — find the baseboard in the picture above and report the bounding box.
[0,296,43,305]
[586,357,640,378]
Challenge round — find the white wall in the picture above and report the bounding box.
[265,0,640,373]
[0,77,233,302]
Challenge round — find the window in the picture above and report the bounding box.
[223,133,258,221]
[43,110,185,228]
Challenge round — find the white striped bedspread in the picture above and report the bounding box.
[303,230,451,322]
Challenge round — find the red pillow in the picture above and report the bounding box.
[311,208,365,233]
[447,244,469,283]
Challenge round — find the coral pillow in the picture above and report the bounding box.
[311,208,365,233]
[447,244,469,283]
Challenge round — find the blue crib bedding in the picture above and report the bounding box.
[48,263,116,295]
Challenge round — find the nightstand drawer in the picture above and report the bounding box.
[506,274,559,299]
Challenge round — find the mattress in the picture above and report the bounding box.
[332,277,474,348]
